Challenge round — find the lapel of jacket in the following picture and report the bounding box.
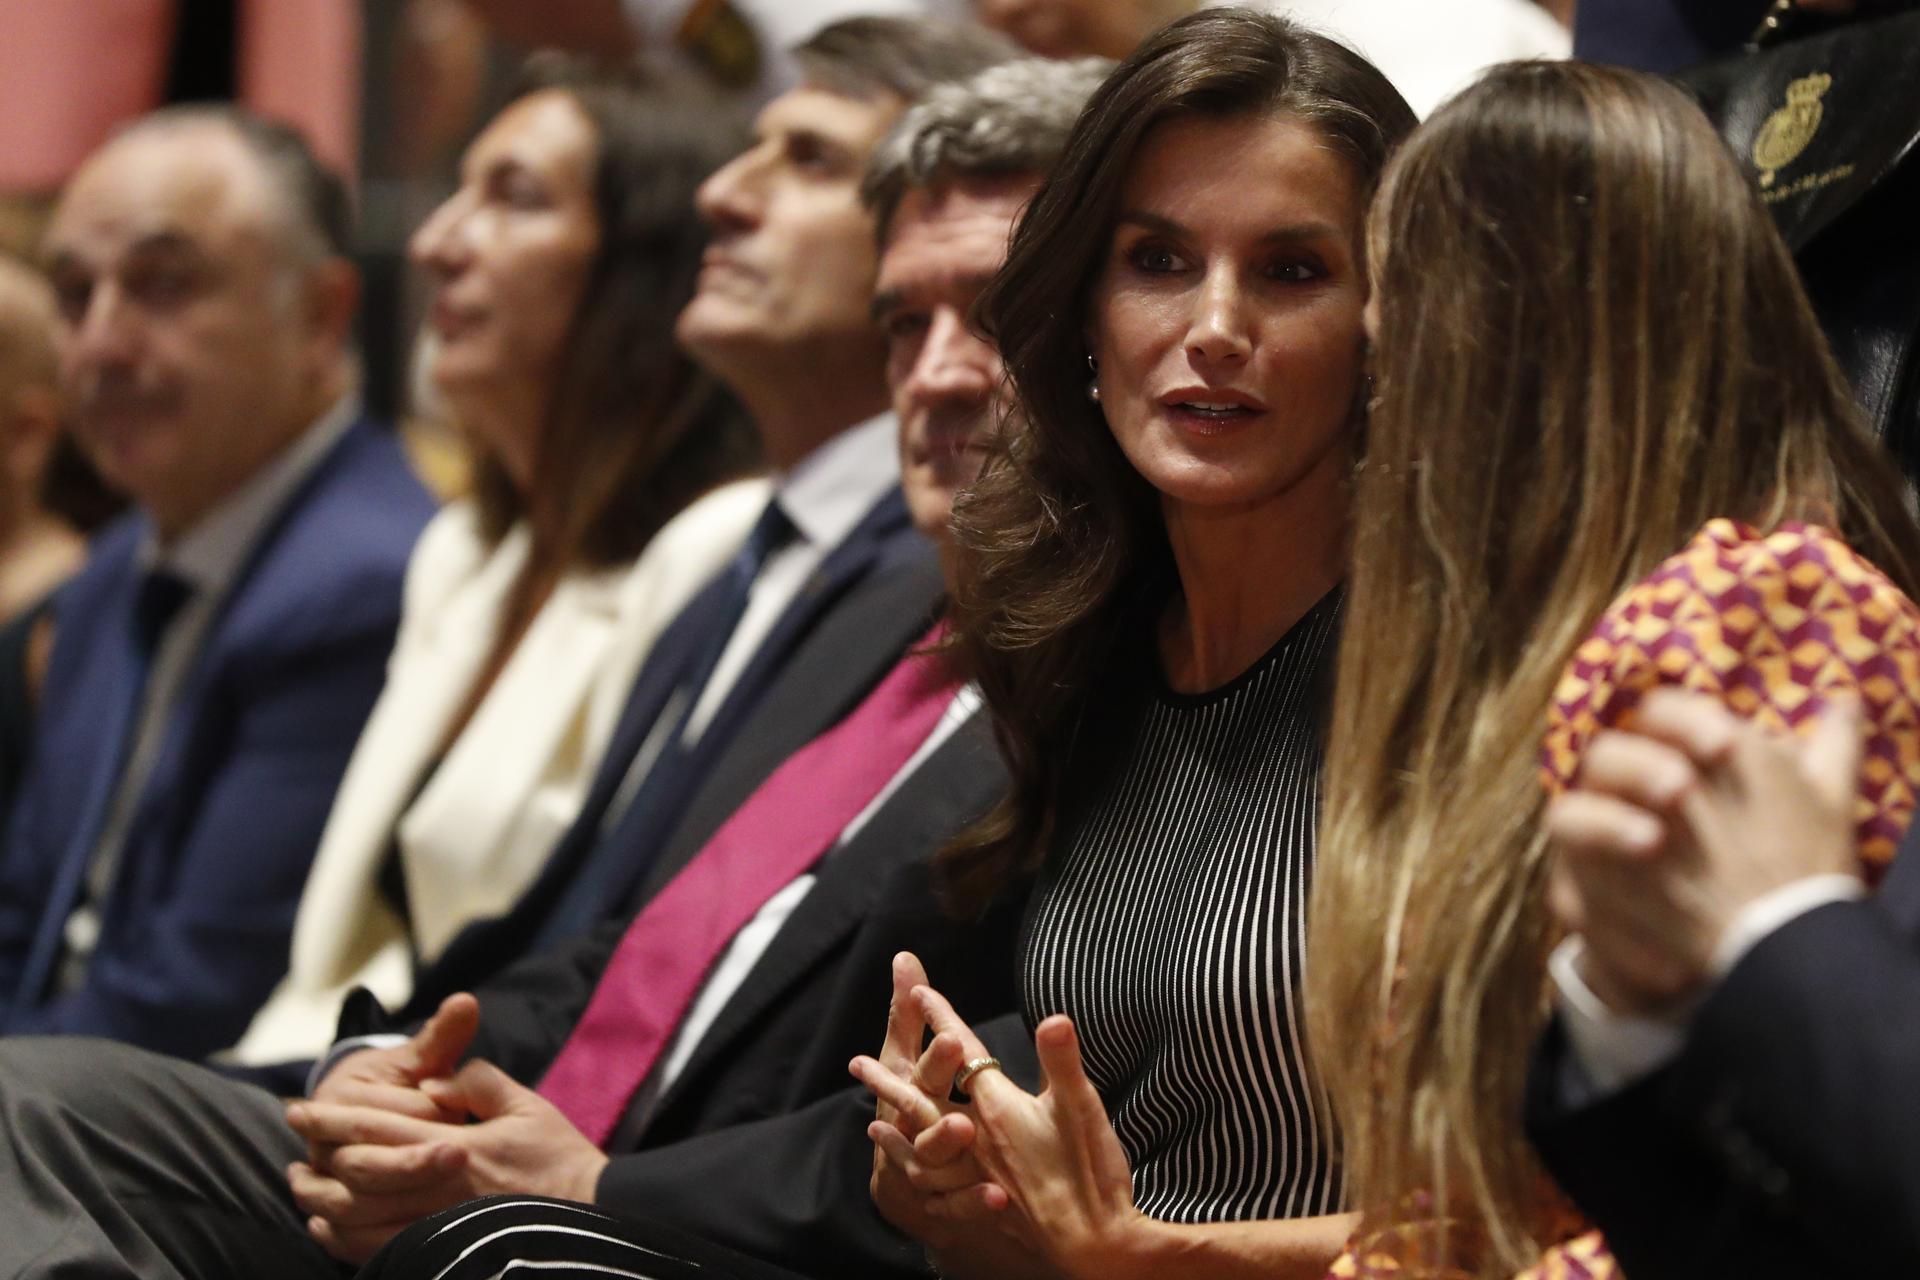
[401,560,630,959]
[117,419,375,849]
[24,523,148,860]
[688,489,914,758]
[644,715,1003,1124]
[627,541,944,908]
[1,522,146,1013]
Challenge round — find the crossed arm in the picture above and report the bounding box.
[848,953,1356,1280]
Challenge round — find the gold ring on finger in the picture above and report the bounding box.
[952,1056,1003,1095]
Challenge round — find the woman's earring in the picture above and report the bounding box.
[1087,353,1101,404]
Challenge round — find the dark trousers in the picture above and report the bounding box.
[0,1037,342,1278]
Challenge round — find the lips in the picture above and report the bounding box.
[1158,387,1268,434]
[699,249,760,286]
[429,297,481,340]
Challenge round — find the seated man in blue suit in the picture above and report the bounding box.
[0,107,436,1060]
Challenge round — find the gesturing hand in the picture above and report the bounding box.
[1547,689,1863,1015]
[852,961,1149,1280]
[851,954,1005,1249]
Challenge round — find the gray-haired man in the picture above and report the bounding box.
[348,55,1115,1280]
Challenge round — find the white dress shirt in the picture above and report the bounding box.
[681,412,898,743]
[59,397,359,990]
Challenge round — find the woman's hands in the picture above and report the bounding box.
[850,954,1160,1280]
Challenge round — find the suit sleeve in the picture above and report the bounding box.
[8,620,399,1057]
[1529,895,1920,1275]
[594,1012,1039,1280]
[393,912,632,1085]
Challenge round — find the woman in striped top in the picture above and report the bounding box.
[850,11,1414,1277]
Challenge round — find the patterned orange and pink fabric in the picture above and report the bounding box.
[1541,517,1920,878]
[1327,518,1920,1279]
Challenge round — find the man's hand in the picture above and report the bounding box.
[1547,690,1862,1015]
[309,993,481,1123]
[285,1060,608,1264]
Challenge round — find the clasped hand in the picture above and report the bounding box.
[849,953,1154,1280]
[281,992,609,1263]
[1546,689,1863,1016]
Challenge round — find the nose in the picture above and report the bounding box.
[1185,263,1252,365]
[695,146,766,236]
[409,188,474,280]
[906,309,998,408]
[66,279,141,371]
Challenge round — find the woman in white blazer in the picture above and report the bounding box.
[229,62,768,1068]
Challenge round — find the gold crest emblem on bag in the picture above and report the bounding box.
[1752,71,1833,187]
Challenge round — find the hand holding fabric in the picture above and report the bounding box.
[1546,689,1863,1015]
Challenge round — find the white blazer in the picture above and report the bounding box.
[228,478,770,1065]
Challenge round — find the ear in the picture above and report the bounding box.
[300,257,362,361]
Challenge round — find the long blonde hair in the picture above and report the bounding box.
[1307,61,1920,1273]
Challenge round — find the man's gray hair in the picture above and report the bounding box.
[863,56,1114,243]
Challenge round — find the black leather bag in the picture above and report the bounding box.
[1677,11,1920,481]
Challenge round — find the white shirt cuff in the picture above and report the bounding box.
[306,1033,409,1096]
[1551,873,1866,1098]
[1549,936,1688,1096]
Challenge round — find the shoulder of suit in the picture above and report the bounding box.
[603,475,772,608]
[399,499,497,616]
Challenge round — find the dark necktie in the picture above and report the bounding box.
[526,500,796,949]
[538,621,957,1146]
[9,567,194,1010]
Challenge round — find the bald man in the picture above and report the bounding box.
[0,108,435,1060]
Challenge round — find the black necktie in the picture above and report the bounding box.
[528,499,796,948]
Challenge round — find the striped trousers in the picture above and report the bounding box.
[360,1196,813,1280]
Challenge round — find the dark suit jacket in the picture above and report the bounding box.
[346,711,1029,1280]
[0,418,433,1058]
[1527,821,1920,1275]
[404,503,939,1016]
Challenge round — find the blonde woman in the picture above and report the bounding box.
[1309,61,1920,1277]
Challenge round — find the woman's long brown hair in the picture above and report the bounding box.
[939,7,1416,914]
[466,58,760,571]
[1307,61,1920,1273]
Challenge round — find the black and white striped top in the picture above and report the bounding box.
[1021,589,1343,1224]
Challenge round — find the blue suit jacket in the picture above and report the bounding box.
[0,417,434,1058]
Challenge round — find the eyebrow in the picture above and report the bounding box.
[869,272,1002,325]
[1115,210,1345,244]
[46,228,204,274]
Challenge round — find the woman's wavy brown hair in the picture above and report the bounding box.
[1307,61,1920,1274]
[466,58,760,570]
[937,8,1416,913]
